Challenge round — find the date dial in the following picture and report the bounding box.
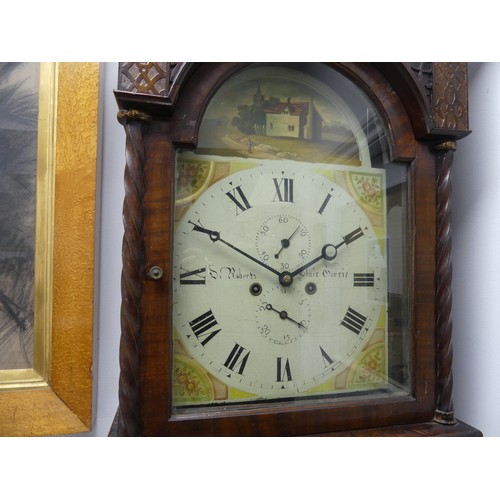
[255,287,311,345]
[255,214,311,272]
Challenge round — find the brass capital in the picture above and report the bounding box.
[117,109,152,125]
[432,140,457,153]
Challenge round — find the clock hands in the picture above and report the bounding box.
[289,243,340,278]
[265,303,308,329]
[189,220,280,278]
[278,227,364,286]
[274,225,301,259]
[190,219,362,288]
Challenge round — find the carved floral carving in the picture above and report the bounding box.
[432,63,468,130]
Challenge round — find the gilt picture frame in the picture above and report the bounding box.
[0,62,100,436]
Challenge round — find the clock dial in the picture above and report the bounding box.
[172,160,387,403]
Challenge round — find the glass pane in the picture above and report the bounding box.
[0,63,40,370]
[172,63,411,412]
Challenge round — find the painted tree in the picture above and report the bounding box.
[231,94,280,136]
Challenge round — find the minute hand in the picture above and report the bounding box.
[189,221,280,277]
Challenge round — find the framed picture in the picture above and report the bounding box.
[0,63,100,436]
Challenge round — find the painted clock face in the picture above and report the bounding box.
[172,160,387,404]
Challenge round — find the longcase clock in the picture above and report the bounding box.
[111,62,481,436]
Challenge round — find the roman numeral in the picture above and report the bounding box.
[276,357,292,382]
[353,272,374,287]
[344,227,364,245]
[226,185,252,214]
[341,307,367,335]
[189,309,221,346]
[224,343,250,375]
[273,177,294,203]
[180,266,206,285]
[319,346,334,367]
[318,193,332,215]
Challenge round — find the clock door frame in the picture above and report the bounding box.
[111,62,481,436]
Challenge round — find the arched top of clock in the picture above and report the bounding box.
[115,62,470,162]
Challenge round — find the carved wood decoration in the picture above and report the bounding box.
[117,62,190,109]
[409,62,433,100]
[432,63,468,131]
[119,63,170,96]
[113,62,477,436]
[406,62,469,135]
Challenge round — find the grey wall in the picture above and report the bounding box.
[452,62,500,437]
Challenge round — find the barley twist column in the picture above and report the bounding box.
[116,109,151,436]
[433,140,457,425]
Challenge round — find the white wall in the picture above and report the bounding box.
[84,62,499,437]
[452,62,500,437]
[82,62,124,436]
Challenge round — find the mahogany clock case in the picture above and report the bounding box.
[112,62,481,437]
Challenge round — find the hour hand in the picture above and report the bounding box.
[189,220,280,277]
[189,220,220,241]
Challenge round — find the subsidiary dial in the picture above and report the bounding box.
[255,214,311,271]
[255,286,311,345]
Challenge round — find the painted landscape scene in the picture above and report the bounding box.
[196,65,369,166]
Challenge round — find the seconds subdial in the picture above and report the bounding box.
[255,214,311,272]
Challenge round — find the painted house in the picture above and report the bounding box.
[264,97,322,140]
